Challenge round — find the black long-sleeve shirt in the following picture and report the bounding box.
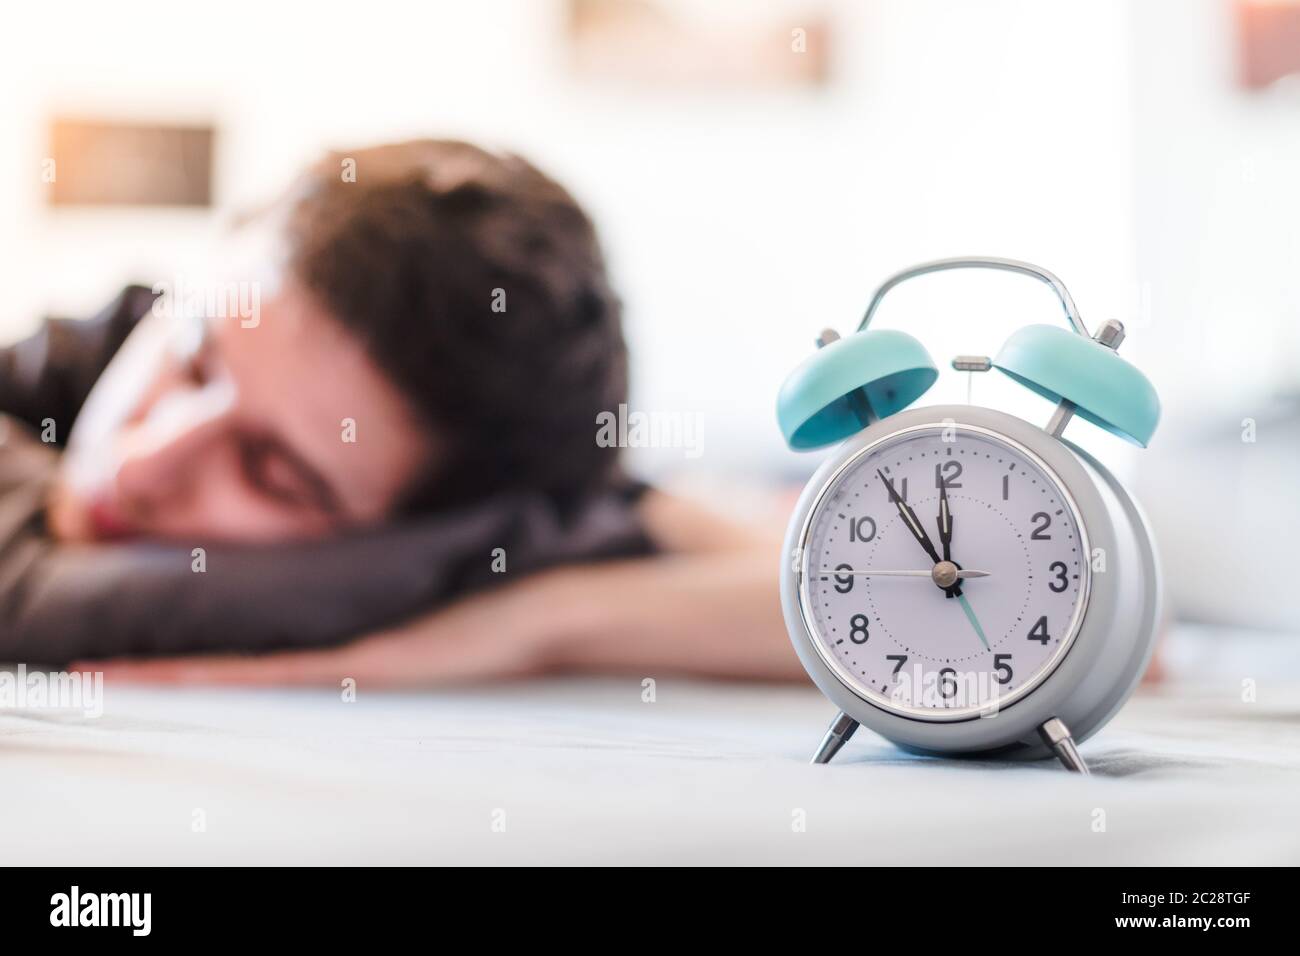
[0,289,651,665]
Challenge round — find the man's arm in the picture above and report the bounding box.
[1,463,652,666]
[545,489,799,679]
[81,490,806,685]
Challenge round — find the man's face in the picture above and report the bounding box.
[48,280,433,544]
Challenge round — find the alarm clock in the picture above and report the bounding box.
[776,257,1161,773]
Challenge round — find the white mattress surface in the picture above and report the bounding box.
[3,627,1298,865]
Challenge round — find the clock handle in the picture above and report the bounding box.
[1038,717,1091,774]
[810,711,860,765]
[858,256,1089,337]
[849,256,1160,446]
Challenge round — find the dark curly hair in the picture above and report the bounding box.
[282,140,628,513]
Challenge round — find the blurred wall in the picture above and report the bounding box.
[1,0,1139,481]
[1129,0,1300,631]
[1132,0,1300,422]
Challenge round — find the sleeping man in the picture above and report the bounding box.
[0,139,798,685]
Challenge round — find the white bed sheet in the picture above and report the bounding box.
[3,628,1298,866]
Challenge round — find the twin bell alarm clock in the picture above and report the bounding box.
[776,257,1161,773]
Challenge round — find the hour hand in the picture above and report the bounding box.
[876,469,942,565]
[937,482,953,562]
[935,481,960,597]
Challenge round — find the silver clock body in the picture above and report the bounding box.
[780,405,1161,760]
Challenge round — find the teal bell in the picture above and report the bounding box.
[777,328,938,450]
[993,320,1160,447]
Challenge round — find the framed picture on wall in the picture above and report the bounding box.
[566,0,831,90]
[1236,0,1300,89]
[47,119,215,207]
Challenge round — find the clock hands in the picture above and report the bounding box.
[935,478,960,598]
[955,592,990,651]
[933,478,989,647]
[875,469,943,566]
[937,479,953,563]
[871,466,989,651]
[875,468,967,597]
[818,568,990,578]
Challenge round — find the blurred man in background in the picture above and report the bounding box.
[0,140,797,684]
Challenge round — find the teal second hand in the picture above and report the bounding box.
[955,592,990,651]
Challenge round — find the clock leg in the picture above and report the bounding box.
[810,711,859,765]
[1038,717,1090,775]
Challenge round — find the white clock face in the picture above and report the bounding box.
[797,423,1090,720]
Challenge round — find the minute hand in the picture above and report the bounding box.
[876,469,943,565]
